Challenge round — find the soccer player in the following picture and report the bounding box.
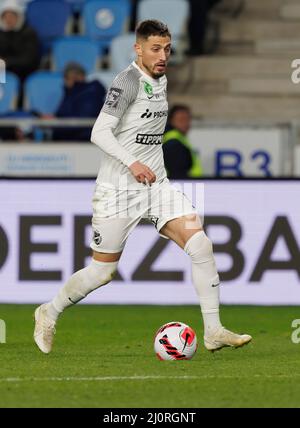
[34,20,252,354]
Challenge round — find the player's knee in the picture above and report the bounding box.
[90,259,118,287]
[184,231,213,262]
[73,260,119,298]
[102,264,118,285]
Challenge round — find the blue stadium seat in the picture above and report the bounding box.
[110,33,136,73]
[0,72,19,114]
[99,0,131,14]
[22,0,64,4]
[82,0,129,49]
[66,0,131,14]
[137,0,189,48]
[53,37,101,74]
[24,71,64,114]
[87,70,115,89]
[65,0,86,13]
[83,0,131,14]
[26,1,71,43]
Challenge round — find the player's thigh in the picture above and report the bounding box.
[91,216,140,255]
[91,186,142,255]
[149,181,203,249]
[159,214,203,249]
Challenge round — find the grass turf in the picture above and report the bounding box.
[0,304,300,408]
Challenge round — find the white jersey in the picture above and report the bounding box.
[93,61,168,190]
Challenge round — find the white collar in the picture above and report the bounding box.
[132,61,163,85]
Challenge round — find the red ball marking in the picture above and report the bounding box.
[181,327,195,345]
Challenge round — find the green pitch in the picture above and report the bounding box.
[0,304,300,408]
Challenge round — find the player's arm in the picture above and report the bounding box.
[91,112,137,166]
[90,74,156,184]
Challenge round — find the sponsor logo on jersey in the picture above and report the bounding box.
[141,109,152,119]
[140,109,168,119]
[153,110,168,118]
[104,87,123,108]
[136,133,164,145]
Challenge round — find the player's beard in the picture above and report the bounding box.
[153,71,165,79]
[143,61,166,79]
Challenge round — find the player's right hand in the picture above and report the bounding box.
[129,161,156,185]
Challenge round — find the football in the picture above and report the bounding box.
[154,321,197,360]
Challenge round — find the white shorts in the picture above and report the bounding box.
[90,178,197,253]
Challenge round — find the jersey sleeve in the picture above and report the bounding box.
[101,69,140,119]
[91,112,138,167]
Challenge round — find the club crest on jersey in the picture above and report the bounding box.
[105,87,123,108]
[150,216,159,228]
[93,230,102,246]
[143,81,153,98]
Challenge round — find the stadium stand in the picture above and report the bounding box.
[86,70,114,89]
[24,71,64,114]
[1,0,300,129]
[66,0,86,13]
[26,0,71,51]
[0,0,40,81]
[52,37,101,73]
[110,32,136,73]
[0,72,19,114]
[81,0,130,50]
[137,0,189,49]
[168,0,300,122]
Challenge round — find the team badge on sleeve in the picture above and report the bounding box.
[105,87,123,108]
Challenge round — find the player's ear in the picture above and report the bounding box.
[135,42,142,58]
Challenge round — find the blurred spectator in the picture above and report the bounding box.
[186,0,245,56]
[0,0,40,81]
[0,126,21,140]
[50,63,106,141]
[186,0,221,56]
[130,0,139,31]
[163,105,202,179]
[0,111,37,142]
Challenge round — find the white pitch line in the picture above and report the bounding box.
[0,374,300,383]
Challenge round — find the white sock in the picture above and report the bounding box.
[46,259,118,322]
[184,231,222,336]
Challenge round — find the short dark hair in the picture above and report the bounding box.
[136,19,171,40]
[169,105,191,121]
[63,62,86,79]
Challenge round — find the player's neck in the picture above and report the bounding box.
[134,60,161,81]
